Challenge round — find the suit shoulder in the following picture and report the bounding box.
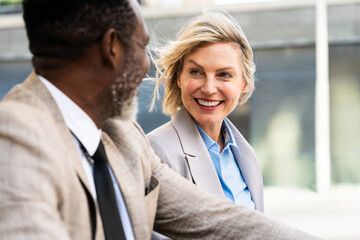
[103,118,151,151]
[0,95,56,138]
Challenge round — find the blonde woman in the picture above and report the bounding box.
[148,11,263,213]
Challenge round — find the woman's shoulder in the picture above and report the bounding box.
[147,120,181,150]
[146,120,187,172]
[147,120,175,139]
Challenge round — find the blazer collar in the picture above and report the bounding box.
[171,108,263,210]
[226,119,264,212]
[22,71,94,201]
[102,119,152,240]
[171,107,204,157]
[227,120,256,195]
[171,108,225,197]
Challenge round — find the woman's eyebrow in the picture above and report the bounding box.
[188,59,235,72]
[188,59,204,70]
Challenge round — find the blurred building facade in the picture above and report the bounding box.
[1,0,359,192]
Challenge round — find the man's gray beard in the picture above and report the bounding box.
[94,50,145,123]
[111,54,144,121]
[111,91,138,121]
[94,82,138,122]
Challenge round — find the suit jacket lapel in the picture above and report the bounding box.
[23,71,94,201]
[102,121,151,240]
[172,108,224,197]
[226,118,264,211]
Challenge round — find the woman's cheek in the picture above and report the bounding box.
[183,79,200,93]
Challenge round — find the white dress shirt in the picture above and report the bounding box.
[39,75,135,240]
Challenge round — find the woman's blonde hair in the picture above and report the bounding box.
[151,10,256,117]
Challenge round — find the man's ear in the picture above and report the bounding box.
[101,28,125,69]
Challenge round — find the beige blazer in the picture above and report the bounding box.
[147,107,264,212]
[0,72,320,240]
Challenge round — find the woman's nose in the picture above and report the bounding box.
[201,76,217,95]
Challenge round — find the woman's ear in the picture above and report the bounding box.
[177,74,182,89]
[101,28,125,69]
[241,81,248,93]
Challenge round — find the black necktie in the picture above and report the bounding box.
[92,141,127,240]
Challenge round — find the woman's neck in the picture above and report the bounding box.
[198,121,224,152]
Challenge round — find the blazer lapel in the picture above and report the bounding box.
[172,108,224,197]
[23,71,94,201]
[226,118,264,211]
[101,123,151,240]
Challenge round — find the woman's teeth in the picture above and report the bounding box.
[197,99,221,107]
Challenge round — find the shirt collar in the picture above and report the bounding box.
[38,75,101,156]
[223,120,236,149]
[195,122,217,151]
[195,120,236,152]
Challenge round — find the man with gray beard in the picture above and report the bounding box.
[0,0,322,239]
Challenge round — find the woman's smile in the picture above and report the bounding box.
[177,42,246,135]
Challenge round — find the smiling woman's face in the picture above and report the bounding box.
[177,42,246,132]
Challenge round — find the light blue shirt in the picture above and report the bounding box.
[196,120,255,210]
[39,75,135,240]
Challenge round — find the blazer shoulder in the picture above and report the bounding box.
[147,121,180,151]
[0,92,57,140]
[147,121,174,138]
[147,122,184,172]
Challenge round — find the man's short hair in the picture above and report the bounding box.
[22,0,137,71]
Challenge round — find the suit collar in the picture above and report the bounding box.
[195,120,237,153]
[172,108,263,211]
[102,119,152,240]
[23,71,95,202]
[171,107,204,157]
[171,108,225,197]
[226,119,264,212]
[38,75,101,156]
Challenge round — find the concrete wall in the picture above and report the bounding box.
[0,1,359,62]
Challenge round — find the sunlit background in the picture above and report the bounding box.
[1,0,359,239]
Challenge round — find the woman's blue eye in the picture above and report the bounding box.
[190,69,200,75]
[219,72,231,78]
